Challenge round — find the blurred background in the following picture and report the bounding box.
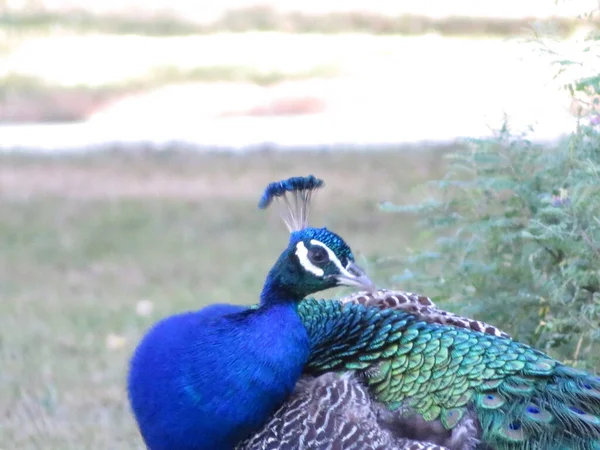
[1,0,595,148]
[1,1,599,448]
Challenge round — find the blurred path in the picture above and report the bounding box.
[0,36,582,152]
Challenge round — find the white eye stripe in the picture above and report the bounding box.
[295,241,324,276]
[296,239,357,280]
[309,240,355,279]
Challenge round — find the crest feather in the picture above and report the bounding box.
[258,175,324,232]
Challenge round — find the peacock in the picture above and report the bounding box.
[127,175,378,450]
[238,178,600,450]
[129,175,600,450]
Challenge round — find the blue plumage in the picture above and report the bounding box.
[128,302,308,450]
[127,176,374,450]
[258,175,324,209]
[258,175,324,232]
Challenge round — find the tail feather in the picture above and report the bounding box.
[299,290,600,450]
[478,365,600,450]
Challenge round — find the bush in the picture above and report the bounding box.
[383,28,600,370]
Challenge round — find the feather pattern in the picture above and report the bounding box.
[340,289,509,339]
[238,289,511,450]
[237,372,452,450]
[295,290,600,450]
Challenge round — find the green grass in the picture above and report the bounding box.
[0,148,449,448]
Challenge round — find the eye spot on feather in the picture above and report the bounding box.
[502,419,526,441]
[479,392,505,409]
[525,403,552,422]
[440,408,464,428]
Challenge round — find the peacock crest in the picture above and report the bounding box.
[258,174,324,232]
[259,175,374,293]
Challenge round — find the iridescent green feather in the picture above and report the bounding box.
[298,298,600,450]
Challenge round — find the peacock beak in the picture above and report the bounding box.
[335,262,376,293]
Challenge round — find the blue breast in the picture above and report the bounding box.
[127,302,310,450]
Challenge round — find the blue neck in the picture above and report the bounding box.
[260,272,298,306]
[128,275,310,450]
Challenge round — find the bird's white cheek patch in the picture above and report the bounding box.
[295,242,324,276]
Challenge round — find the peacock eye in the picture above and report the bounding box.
[308,246,329,265]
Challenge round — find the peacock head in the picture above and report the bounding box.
[259,175,375,302]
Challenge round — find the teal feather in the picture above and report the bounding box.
[238,289,507,450]
[294,290,600,450]
[440,408,465,429]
